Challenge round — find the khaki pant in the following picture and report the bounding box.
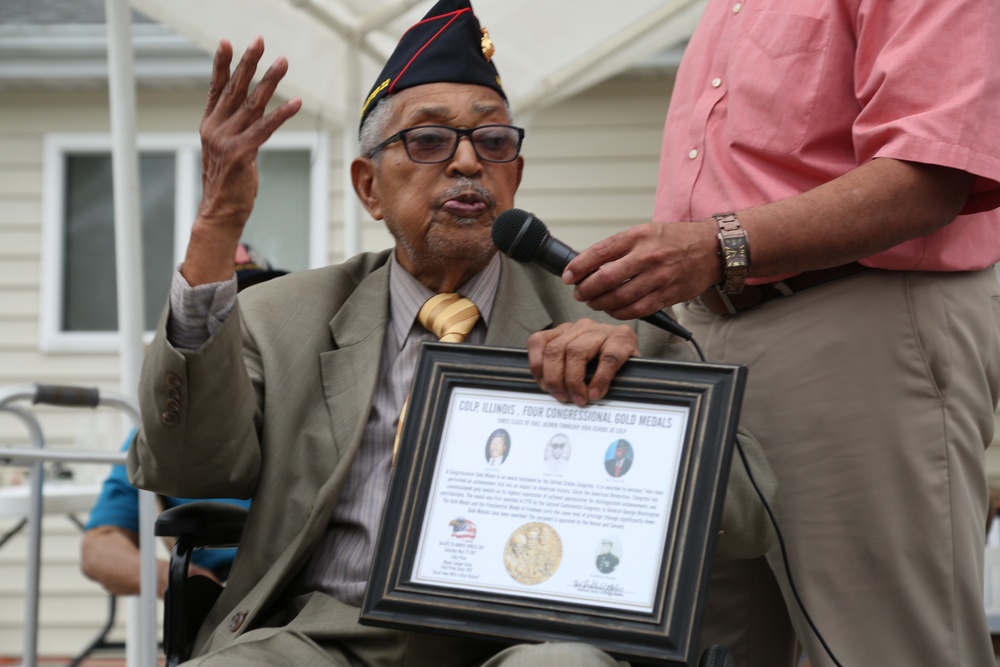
[685,269,1000,667]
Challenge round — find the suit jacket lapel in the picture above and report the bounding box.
[320,262,390,460]
[255,264,390,625]
[257,265,393,609]
[485,257,554,347]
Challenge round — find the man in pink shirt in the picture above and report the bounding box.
[563,1,1000,665]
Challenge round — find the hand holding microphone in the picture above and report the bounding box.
[491,208,694,341]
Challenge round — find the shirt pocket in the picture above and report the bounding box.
[726,10,832,154]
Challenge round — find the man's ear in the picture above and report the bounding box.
[351,157,384,221]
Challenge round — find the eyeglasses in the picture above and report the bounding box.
[368,124,525,164]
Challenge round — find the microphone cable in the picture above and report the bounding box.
[688,335,706,362]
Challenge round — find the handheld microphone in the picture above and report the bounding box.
[492,208,694,341]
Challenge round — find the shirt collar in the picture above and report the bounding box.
[388,251,500,349]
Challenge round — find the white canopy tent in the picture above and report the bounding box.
[128,0,705,255]
[129,0,704,122]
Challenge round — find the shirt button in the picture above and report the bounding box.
[688,149,699,159]
[733,3,743,13]
[711,77,723,88]
[161,411,179,426]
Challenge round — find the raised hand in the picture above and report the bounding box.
[183,37,302,286]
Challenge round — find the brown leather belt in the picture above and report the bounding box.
[697,262,870,315]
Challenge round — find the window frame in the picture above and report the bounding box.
[40,131,329,353]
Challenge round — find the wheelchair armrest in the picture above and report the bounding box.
[155,500,248,547]
[156,501,248,667]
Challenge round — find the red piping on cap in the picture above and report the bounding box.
[388,8,471,95]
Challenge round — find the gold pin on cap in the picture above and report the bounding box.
[481,27,495,61]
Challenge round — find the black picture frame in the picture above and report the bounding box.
[361,343,747,666]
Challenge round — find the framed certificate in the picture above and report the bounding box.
[361,343,747,666]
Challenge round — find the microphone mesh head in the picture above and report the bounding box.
[492,209,548,261]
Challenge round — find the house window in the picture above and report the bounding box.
[62,152,176,334]
[41,132,328,352]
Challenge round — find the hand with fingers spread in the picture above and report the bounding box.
[183,37,302,287]
[527,319,639,407]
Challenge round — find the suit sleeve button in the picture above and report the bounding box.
[229,610,249,632]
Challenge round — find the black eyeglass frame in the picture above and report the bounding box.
[367,124,526,164]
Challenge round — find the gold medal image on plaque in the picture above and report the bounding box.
[503,522,562,585]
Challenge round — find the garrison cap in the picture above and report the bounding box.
[359,0,505,133]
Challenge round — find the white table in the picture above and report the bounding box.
[0,483,102,520]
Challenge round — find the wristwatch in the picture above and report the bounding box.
[713,212,750,295]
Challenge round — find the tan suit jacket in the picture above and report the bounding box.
[128,251,778,660]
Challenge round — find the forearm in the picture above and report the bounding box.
[738,158,976,277]
[81,527,166,598]
[567,158,979,320]
[181,220,243,287]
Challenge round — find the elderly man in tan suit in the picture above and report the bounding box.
[128,1,778,665]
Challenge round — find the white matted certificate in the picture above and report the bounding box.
[361,344,747,667]
[411,387,688,613]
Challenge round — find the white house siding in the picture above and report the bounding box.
[516,75,676,251]
[0,85,332,657]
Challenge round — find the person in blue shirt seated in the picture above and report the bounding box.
[80,244,284,597]
[81,429,252,597]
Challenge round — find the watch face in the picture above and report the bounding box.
[723,238,749,268]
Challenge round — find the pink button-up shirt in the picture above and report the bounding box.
[654,0,1000,274]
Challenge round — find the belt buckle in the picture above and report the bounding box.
[714,285,738,315]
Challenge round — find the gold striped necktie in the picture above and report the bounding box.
[418,293,480,343]
[394,294,481,466]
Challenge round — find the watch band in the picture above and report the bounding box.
[713,212,750,295]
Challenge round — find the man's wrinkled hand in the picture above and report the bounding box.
[197,37,302,231]
[527,319,639,407]
[562,220,720,321]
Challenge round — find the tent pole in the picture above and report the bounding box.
[105,2,156,666]
[342,40,361,258]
